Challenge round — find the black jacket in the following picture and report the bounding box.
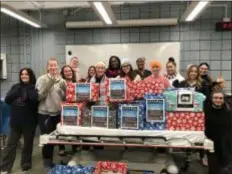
[204,103,232,167]
[173,80,210,99]
[5,83,38,127]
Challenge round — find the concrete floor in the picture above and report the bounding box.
[0,137,208,174]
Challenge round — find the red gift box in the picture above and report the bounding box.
[94,161,127,174]
[167,112,205,131]
[133,78,165,98]
[66,82,100,103]
[61,102,84,126]
[109,78,135,102]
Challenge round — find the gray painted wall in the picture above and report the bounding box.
[1,2,231,97]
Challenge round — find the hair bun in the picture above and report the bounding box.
[168,57,175,62]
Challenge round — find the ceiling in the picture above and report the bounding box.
[1,1,158,10]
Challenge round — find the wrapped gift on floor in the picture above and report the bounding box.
[48,165,94,174]
[167,112,204,131]
[109,79,134,102]
[61,103,83,126]
[117,103,144,130]
[163,89,206,112]
[94,161,127,174]
[66,82,100,103]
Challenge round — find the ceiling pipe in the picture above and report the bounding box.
[65,18,178,28]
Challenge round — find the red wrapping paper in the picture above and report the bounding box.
[133,79,165,98]
[61,102,84,126]
[109,78,135,102]
[167,112,205,131]
[66,82,100,103]
[94,161,127,174]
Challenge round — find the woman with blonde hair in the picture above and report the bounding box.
[69,57,81,82]
[173,64,210,97]
[36,57,66,172]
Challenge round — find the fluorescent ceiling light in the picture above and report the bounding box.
[186,1,209,21]
[93,2,112,25]
[1,4,46,28]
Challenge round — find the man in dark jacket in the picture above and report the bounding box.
[204,91,232,174]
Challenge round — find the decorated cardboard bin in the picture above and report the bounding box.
[91,106,109,128]
[167,112,204,131]
[94,161,127,174]
[132,77,165,99]
[163,88,206,112]
[82,103,117,129]
[61,103,82,126]
[66,82,100,103]
[109,79,135,102]
[109,79,126,101]
[143,94,166,130]
[117,103,144,130]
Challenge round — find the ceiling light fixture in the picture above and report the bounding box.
[93,2,112,25]
[1,4,46,28]
[186,1,209,21]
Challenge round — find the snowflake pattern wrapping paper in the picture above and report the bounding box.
[66,82,100,103]
[117,103,144,130]
[166,112,205,131]
[143,94,166,130]
[94,161,127,174]
[48,165,94,174]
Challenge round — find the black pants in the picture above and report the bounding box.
[38,114,60,167]
[0,125,36,172]
[207,152,221,174]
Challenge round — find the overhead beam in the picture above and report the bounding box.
[89,1,117,26]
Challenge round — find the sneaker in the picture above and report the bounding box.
[43,167,51,174]
[22,170,30,174]
[1,172,9,174]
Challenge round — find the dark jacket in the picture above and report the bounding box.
[204,103,232,167]
[173,80,210,100]
[134,69,151,80]
[5,83,38,127]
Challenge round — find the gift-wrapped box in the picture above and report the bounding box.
[117,103,144,130]
[132,77,165,99]
[61,103,84,126]
[109,79,134,102]
[94,161,127,174]
[138,95,166,131]
[167,112,204,131]
[66,82,100,103]
[81,103,117,129]
[48,165,94,174]
[163,89,206,112]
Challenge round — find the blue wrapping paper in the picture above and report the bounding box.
[143,94,166,130]
[117,103,144,130]
[48,165,94,174]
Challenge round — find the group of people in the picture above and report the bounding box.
[0,55,231,174]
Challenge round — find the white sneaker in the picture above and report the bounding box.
[1,171,9,174]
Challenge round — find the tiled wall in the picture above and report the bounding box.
[1,2,231,96]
